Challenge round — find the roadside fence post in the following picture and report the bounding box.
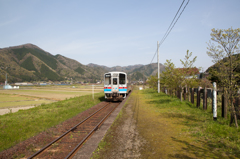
[197,87,200,108]
[203,87,207,110]
[165,88,168,94]
[184,87,186,101]
[191,88,194,104]
[188,88,191,102]
[222,93,227,118]
[213,82,217,120]
[180,87,182,101]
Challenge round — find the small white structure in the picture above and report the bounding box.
[3,73,15,89]
[3,84,12,89]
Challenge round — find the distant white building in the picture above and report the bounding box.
[3,84,12,89]
[15,82,33,86]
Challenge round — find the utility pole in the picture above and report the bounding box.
[157,41,160,93]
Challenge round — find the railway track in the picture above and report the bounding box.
[27,101,120,159]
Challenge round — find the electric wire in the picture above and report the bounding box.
[159,0,185,46]
[150,0,190,64]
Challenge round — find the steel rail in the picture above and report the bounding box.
[28,102,110,159]
[65,103,119,159]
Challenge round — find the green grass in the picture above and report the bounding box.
[143,89,240,157]
[0,92,105,152]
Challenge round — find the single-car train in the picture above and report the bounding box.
[104,72,131,101]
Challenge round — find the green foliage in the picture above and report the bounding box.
[142,89,240,158]
[0,92,105,152]
[132,71,144,81]
[75,66,85,75]
[160,50,199,92]
[12,47,58,69]
[161,59,184,90]
[20,56,38,72]
[12,48,28,60]
[147,74,158,91]
[19,75,36,82]
[180,50,197,69]
[40,64,62,81]
[206,27,240,128]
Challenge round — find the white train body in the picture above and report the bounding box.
[104,72,131,101]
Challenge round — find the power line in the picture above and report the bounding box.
[150,49,158,64]
[159,0,186,46]
[159,0,190,47]
[150,0,190,64]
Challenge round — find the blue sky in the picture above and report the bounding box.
[0,0,240,71]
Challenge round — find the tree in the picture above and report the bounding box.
[161,60,185,98]
[180,50,199,89]
[207,28,240,128]
[148,74,158,91]
[161,51,199,99]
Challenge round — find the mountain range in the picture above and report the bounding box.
[0,43,165,83]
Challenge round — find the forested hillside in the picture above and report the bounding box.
[0,44,165,83]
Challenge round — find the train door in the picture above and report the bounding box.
[104,74,111,93]
[112,73,119,93]
[119,73,126,91]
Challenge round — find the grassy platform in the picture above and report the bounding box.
[93,88,240,158]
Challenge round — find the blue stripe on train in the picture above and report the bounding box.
[119,89,127,91]
[104,89,111,91]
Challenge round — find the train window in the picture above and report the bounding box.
[113,78,117,85]
[119,73,125,84]
[105,74,111,85]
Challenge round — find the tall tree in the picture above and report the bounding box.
[207,28,240,128]
[161,59,185,97]
[180,50,199,89]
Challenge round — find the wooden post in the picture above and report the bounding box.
[184,87,186,101]
[203,87,207,110]
[197,87,200,108]
[222,93,227,118]
[180,87,182,101]
[189,88,191,102]
[191,88,194,104]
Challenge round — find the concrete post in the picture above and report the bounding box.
[213,82,217,120]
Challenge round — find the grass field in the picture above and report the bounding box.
[0,92,105,152]
[141,89,240,158]
[94,88,240,158]
[0,85,103,109]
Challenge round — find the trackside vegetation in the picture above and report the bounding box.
[0,92,105,152]
[141,89,240,158]
[93,89,240,158]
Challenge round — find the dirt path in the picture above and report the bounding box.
[0,106,36,115]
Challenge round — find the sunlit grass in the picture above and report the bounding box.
[142,89,240,157]
[0,92,105,152]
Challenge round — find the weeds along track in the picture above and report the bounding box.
[27,101,120,159]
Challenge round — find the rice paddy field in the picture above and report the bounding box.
[0,85,103,109]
